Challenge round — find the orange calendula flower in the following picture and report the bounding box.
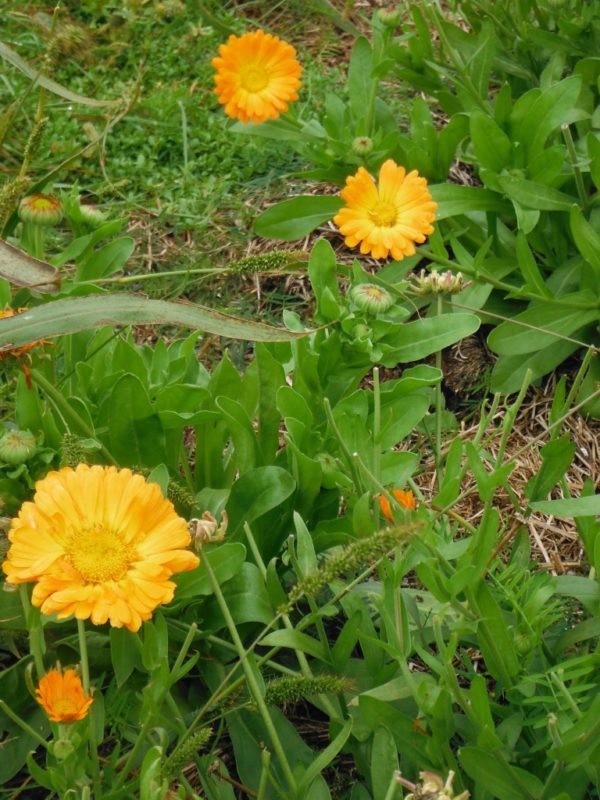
[36,667,93,723]
[3,464,199,632]
[379,489,417,522]
[334,160,437,261]
[212,29,302,124]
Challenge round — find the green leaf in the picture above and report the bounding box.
[470,111,512,173]
[253,196,343,240]
[487,294,598,355]
[570,206,600,283]
[460,747,544,800]
[110,627,139,687]
[0,239,59,293]
[260,629,328,661]
[222,563,273,625]
[0,42,120,107]
[297,719,353,793]
[347,37,373,123]
[515,231,550,296]
[0,293,308,350]
[107,373,165,466]
[429,184,510,218]
[227,466,296,542]
[514,76,582,159]
[490,339,580,394]
[525,436,576,503]
[530,495,600,517]
[497,175,574,210]
[80,236,135,280]
[381,313,480,364]
[370,726,400,800]
[174,543,246,600]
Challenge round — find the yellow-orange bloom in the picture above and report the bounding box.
[2,465,199,632]
[36,667,93,723]
[334,160,437,261]
[379,489,417,522]
[212,30,302,124]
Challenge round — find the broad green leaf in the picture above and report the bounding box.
[487,293,598,355]
[227,466,296,540]
[468,21,495,98]
[253,196,343,240]
[490,339,580,394]
[348,37,373,123]
[370,726,400,800]
[0,42,120,107]
[470,111,512,173]
[429,184,510,218]
[0,293,308,350]
[460,747,544,800]
[107,373,165,466]
[110,627,139,687]
[381,313,480,364]
[0,239,59,293]
[222,563,273,625]
[530,495,600,517]
[497,175,574,210]
[570,206,600,283]
[80,236,135,280]
[174,543,246,600]
[472,582,520,686]
[514,75,582,158]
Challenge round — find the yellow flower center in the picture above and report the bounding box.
[67,527,133,583]
[369,201,398,227]
[241,66,269,93]
[53,697,79,715]
[31,197,56,210]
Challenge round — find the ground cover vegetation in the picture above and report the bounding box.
[0,0,599,798]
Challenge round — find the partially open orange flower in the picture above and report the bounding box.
[3,464,199,632]
[212,30,302,124]
[334,160,437,261]
[36,667,93,723]
[379,489,417,522]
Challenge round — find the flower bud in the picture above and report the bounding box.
[412,269,467,295]
[377,7,402,26]
[352,136,374,155]
[18,193,64,227]
[351,283,394,314]
[78,203,107,230]
[0,429,36,464]
[190,511,228,549]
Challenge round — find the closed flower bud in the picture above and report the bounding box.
[78,203,106,230]
[351,283,394,314]
[0,429,36,464]
[18,193,64,227]
[377,7,401,26]
[352,136,374,155]
[412,269,467,295]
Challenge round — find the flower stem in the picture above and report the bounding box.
[562,123,588,211]
[0,699,49,750]
[202,552,299,798]
[77,619,90,692]
[19,585,45,678]
[77,620,102,796]
[435,293,444,488]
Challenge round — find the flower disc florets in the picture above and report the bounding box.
[18,193,64,226]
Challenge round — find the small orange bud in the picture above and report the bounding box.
[378,489,416,521]
[36,667,93,723]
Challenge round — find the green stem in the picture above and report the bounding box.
[556,347,595,432]
[383,772,400,800]
[435,293,444,488]
[77,619,90,692]
[77,267,221,286]
[202,552,299,798]
[494,369,532,469]
[19,585,45,678]
[0,699,50,750]
[257,749,272,800]
[373,366,381,484]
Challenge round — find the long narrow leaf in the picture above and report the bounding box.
[0,42,119,107]
[0,293,309,349]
